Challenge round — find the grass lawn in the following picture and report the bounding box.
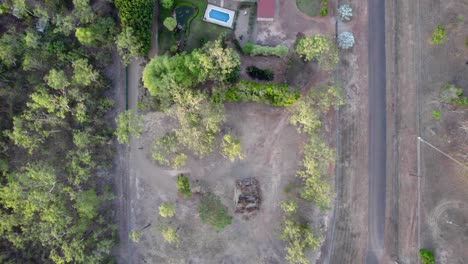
[296,0,321,17]
[158,0,232,54]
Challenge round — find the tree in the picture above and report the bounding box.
[115,110,143,144]
[295,36,338,71]
[419,249,435,264]
[116,27,143,65]
[280,219,321,264]
[75,189,100,219]
[53,14,76,36]
[159,203,175,218]
[163,17,177,31]
[176,174,191,199]
[45,69,70,90]
[431,25,447,45]
[161,0,174,9]
[72,58,99,86]
[337,4,352,22]
[72,0,96,24]
[75,17,116,47]
[337,31,355,49]
[221,134,244,161]
[0,29,23,67]
[281,199,298,215]
[198,193,232,231]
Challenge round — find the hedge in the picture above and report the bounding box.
[242,42,289,57]
[225,80,300,106]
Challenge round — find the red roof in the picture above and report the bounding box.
[257,0,275,19]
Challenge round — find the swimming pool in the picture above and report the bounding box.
[209,9,230,23]
[203,4,235,28]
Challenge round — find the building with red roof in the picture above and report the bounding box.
[257,0,275,21]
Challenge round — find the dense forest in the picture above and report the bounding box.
[0,0,149,262]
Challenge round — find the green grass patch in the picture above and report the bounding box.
[296,0,322,17]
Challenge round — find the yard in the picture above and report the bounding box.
[158,0,232,54]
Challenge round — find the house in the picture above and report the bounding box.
[257,0,275,21]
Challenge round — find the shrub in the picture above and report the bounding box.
[337,4,352,22]
[337,31,355,49]
[440,83,468,106]
[129,229,141,243]
[320,0,328,16]
[432,110,441,120]
[159,203,175,218]
[225,80,300,106]
[246,66,274,81]
[419,249,435,264]
[198,193,232,231]
[161,226,179,244]
[242,42,289,57]
[163,17,177,31]
[431,25,447,45]
[177,174,191,199]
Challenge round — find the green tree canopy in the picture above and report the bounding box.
[75,17,117,47]
[295,36,338,71]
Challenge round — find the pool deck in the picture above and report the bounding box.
[203,4,236,28]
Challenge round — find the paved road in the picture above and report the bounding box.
[366,0,387,263]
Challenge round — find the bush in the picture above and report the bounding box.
[225,80,300,106]
[337,4,352,22]
[432,110,441,120]
[242,42,289,57]
[177,174,191,199]
[163,17,177,31]
[419,249,435,264]
[115,0,156,55]
[246,66,274,81]
[198,193,232,231]
[431,25,447,45]
[337,31,355,49]
[159,203,175,218]
[441,83,468,106]
[280,219,321,264]
[129,229,141,243]
[320,0,328,16]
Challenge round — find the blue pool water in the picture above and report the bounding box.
[209,9,230,22]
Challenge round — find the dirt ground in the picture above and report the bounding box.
[386,0,468,263]
[255,0,335,47]
[325,0,370,263]
[128,102,335,263]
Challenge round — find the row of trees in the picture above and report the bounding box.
[278,83,344,263]
[0,0,121,262]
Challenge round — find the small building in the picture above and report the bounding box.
[257,0,275,21]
